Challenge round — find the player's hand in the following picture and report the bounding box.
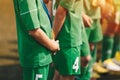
[49,40,60,53]
[81,55,91,67]
[82,12,93,27]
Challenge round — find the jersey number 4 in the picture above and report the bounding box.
[73,57,79,72]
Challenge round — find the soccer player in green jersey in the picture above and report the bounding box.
[81,0,105,79]
[13,0,59,80]
[47,0,91,80]
[52,0,84,80]
[101,0,117,62]
[101,0,120,71]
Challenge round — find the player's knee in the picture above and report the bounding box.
[81,55,91,67]
[90,43,95,51]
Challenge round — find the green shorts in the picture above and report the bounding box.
[81,26,90,57]
[53,46,81,75]
[86,19,103,43]
[22,65,49,80]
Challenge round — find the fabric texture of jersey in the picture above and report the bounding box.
[53,46,81,75]
[55,0,83,48]
[81,25,91,56]
[83,0,101,19]
[13,0,52,67]
[23,65,49,80]
[86,19,103,42]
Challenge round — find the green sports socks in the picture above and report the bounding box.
[102,36,114,62]
[112,34,120,58]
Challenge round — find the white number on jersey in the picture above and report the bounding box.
[73,57,79,72]
[35,74,43,80]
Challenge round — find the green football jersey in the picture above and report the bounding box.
[55,0,83,48]
[13,0,52,67]
[83,0,101,19]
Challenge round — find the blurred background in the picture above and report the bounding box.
[0,0,120,80]
[0,1,22,80]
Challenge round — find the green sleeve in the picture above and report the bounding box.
[18,0,40,30]
[83,0,91,13]
[59,0,75,11]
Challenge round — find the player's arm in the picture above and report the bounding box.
[82,12,93,27]
[46,0,53,18]
[29,28,59,52]
[18,0,59,52]
[52,5,67,39]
